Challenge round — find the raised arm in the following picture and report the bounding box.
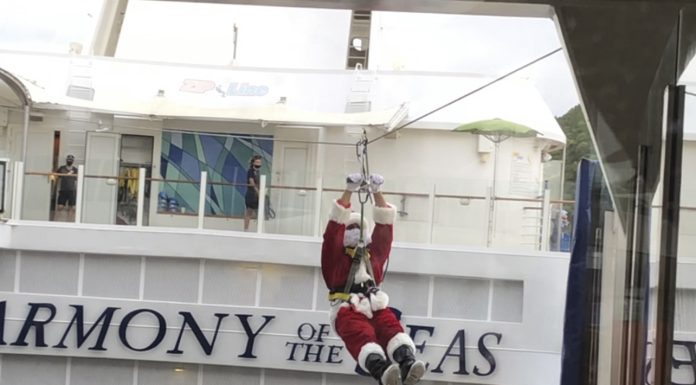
[369,199,396,268]
[321,174,363,264]
[367,174,395,266]
[373,191,388,208]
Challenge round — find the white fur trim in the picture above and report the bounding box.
[373,203,397,225]
[329,200,352,224]
[358,342,386,372]
[347,212,372,241]
[386,332,416,362]
[347,212,363,227]
[370,290,389,311]
[350,294,373,319]
[329,301,350,331]
[354,260,371,283]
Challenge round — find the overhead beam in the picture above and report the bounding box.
[92,0,130,56]
[147,0,554,18]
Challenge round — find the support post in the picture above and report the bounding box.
[197,171,207,229]
[541,182,551,251]
[11,161,23,220]
[427,184,436,244]
[75,165,84,224]
[256,175,267,234]
[21,105,29,164]
[136,167,145,227]
[485,186,494,247]
[313,176,323,237]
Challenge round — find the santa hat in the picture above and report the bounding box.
[346,212,372,244]
[347,212,367,229]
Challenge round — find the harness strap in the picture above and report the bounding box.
[330,129,377,303]
[328,292,352,301]
[342,246,364,294]
[329,246,377,302]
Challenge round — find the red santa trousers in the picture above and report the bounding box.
[334,305,404,363]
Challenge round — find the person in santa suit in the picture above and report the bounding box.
[322,172,426,385]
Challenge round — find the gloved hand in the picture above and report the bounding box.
[346,173,365,192]
[368,173,384,193]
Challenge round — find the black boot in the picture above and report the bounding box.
[392,345,426,385]
[365,353,402,385]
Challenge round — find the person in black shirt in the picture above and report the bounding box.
[55,154,78,220]
[244,155,262,231]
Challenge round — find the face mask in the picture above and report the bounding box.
[66,160,74,166]
[343,227,371,247]
[253,164,261,169]
[343,228,361,247]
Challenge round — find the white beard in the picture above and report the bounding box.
[343,228,371,247]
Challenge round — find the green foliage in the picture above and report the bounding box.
[556,105,597,200]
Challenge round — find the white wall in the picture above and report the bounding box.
[318,126,547,250]
[0,222,569,385]
[7,108,551,249]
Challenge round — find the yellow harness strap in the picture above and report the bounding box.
[344,246,370,259]
[328,292,352,301]
[327,247,373,301]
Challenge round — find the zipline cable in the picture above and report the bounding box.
[367,47,563,145]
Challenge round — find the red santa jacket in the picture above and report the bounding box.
[321,199,396,291]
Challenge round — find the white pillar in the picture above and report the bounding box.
[427,184,436,244]
[136,167,146,227]
[75,165,84,224]
[21,105,29,163]
[540,185,551,251]
[197,171,207,230]
[256,175,267,234]
[485,186,494,247]
[313,176,323,237]
[11,161,24,220]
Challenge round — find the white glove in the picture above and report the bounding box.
[346,173,364,192]
[368,173,384,193]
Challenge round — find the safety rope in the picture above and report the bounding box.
[355,128,371,247]
[337,129,375,299]
[367,47,562,145]
[355,128,377,283]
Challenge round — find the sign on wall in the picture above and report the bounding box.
[0,293,559,385]
[160,132,273,216]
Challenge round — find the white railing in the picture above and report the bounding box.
[9,161,570,251]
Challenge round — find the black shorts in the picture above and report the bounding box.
[58,190,76,206]
[245,192,258,209]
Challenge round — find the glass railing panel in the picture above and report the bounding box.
[431,192,488,248]
[22,171,54,221]
[201,180,248,232]
[148,177,200,229]
[492,196,544,251]
[318,185,342,236]
[113,172,141,226]
[264,184,317,237]
[81,174,121,225]
[382,191,431,244]
[317,174,433,244]
[431,177,489,248]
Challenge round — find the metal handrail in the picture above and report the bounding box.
[28,171,579,206]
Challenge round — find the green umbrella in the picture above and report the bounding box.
[455,118,539,143]
[454,118,540,247]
